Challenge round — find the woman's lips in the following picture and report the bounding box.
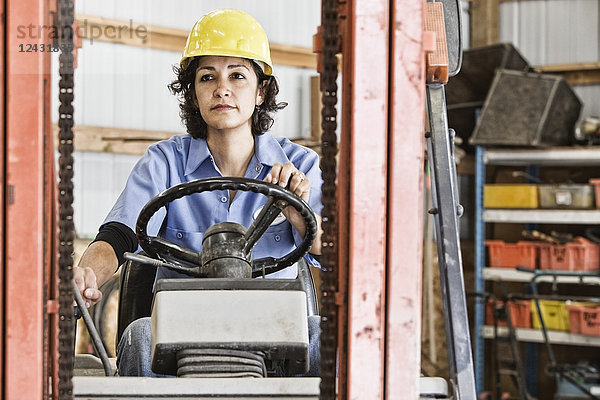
[211,104,235,111]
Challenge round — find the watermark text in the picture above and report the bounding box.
[16,18,148,44]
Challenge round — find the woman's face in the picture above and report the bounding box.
[194,56,263,136]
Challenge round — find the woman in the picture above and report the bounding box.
[74,9,322,377]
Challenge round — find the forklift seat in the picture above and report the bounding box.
[116,257,319,345]
[116,254,158,344]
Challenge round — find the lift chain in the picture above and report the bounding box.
[319,0,339,398]
[57,0,76,398]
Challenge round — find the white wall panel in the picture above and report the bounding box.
[499,2,519,48]
[518,1,547,65]
[76,0,320,48]
[72,151,139,238]
[144,50,188,133]
[56,40,185,132]
[571,0,599,63]
[545,1,572,64]
[500,0,599,65]
[113,44,146,129]
[80,40,117,127]
[270,66,315,140]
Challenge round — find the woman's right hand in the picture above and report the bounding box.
[73,240,119,308]
[73,266,103,308]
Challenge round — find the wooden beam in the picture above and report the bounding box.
[53,124,174,155]
[535,62,600,86]
[270,43,317,70]
[54,124,322,155]
[74,14,317,70]
[470,0,499,47]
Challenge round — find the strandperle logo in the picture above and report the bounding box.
[16,18,148,44]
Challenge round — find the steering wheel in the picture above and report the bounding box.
[135,177,318,278]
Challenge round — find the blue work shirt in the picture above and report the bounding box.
[103,132,322,280]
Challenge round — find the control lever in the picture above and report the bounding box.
[71,280,113,376]
[124,252,202,277]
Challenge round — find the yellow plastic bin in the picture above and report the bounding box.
[538,184,595,209]
[531,300,570,332]
[484,184,539,208]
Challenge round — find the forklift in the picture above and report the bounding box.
[1,0,475,399]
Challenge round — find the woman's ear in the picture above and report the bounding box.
[256,80,267,106]
[256,89,264,107]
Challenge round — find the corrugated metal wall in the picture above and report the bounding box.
[52,1,320,238]
[72,152,141,239]
[500,0,598,65]
[76,0,319,48]
[499,0,600,118]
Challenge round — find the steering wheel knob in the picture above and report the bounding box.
[201,222,252,278]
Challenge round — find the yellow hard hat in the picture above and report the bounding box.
[180,9,273,75]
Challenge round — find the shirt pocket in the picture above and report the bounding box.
[163,226,205,252]
[260,221,294,251]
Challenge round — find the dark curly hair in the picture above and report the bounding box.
[168,57,287,139]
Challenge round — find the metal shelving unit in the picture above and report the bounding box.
[483,267,600,284]
[483,209,600,224]
[482,326,600,347]
[473,146,600,395]
[482,147,600,167]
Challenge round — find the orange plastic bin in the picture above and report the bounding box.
[486,240,538,269]
[566,303,600,336]
[486,298,532,328]
[538,237,600,272]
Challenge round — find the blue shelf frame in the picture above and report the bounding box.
[474,146,485,395]
[474,146,539,396]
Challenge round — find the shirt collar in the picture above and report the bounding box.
[184,132,290,176]
[254,132,290,167]
[185,137,212,176]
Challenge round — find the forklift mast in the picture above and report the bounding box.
[315,0,476,398]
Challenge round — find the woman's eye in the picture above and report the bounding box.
[199,74,214,82]
[231,72,245,80]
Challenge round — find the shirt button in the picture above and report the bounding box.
[274,235,281,242]
[255,165,261,172]
[220,196,228,203]
[176,232,183,239]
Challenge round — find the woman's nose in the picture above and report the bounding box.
[213,78,231,97]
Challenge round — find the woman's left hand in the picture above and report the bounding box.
[265,161,311,235]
